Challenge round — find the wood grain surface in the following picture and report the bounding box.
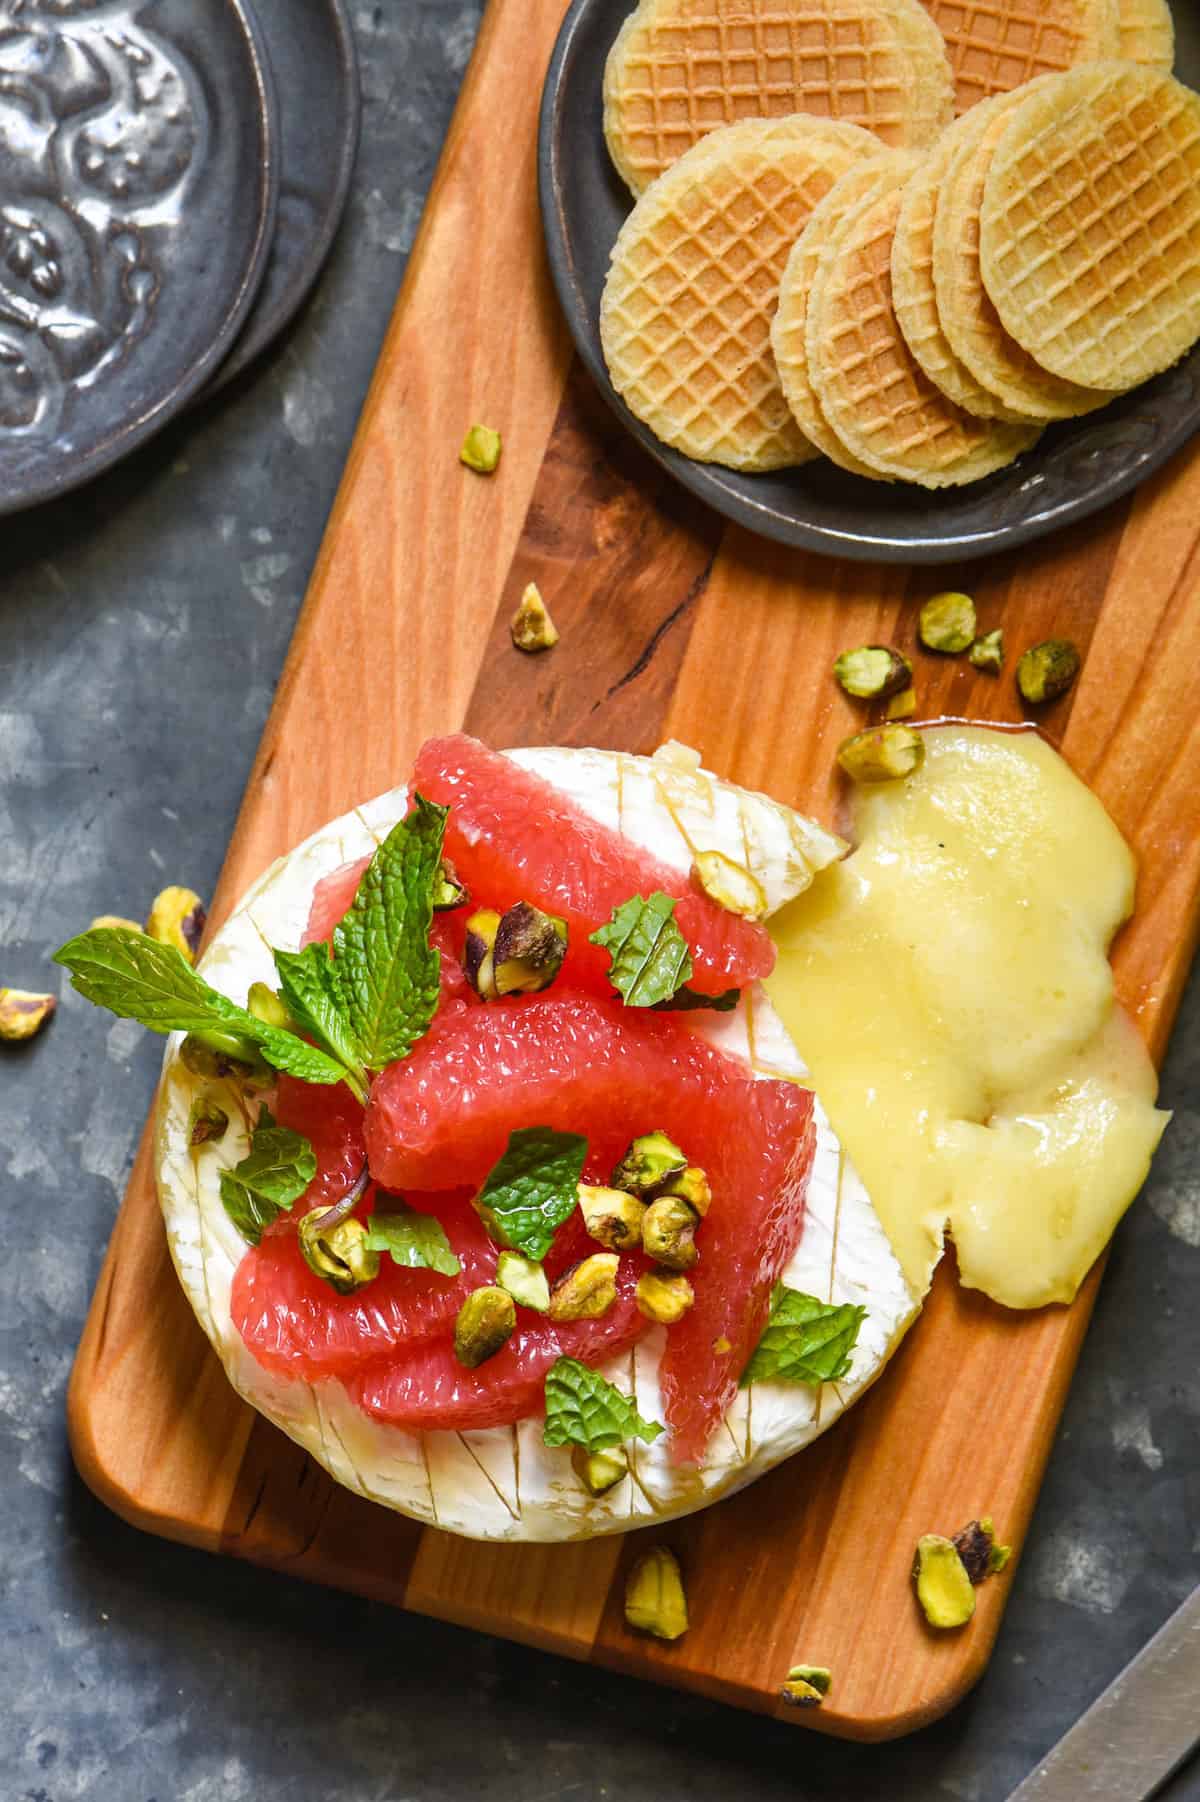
[68,0,1200,1741]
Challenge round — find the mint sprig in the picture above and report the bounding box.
[273,944,369,1101]
[364,1198,461,1277]
[543,1356,662,1451]
[218,1108,317,1245]
[474,1128,588,1262]
[590,892,694,1007]
[740,1285,866,1388]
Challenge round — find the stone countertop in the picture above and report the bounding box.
[1,5,1198,1800]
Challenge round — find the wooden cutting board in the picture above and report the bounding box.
[67,0,1200,1741]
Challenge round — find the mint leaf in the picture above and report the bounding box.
[740,1285,866,1388]
[53,928,350,1087]
[652,985,739,1013]
[475,1127,588,1262]
[543,1356,662,1451]
[364,1198,461,1277]
[219,1114,317,1245]
[273,944,369,1101]
[589,892,693,1007]
[332,795,447,1070]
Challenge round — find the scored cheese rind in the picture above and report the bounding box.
[156,748,916,1543]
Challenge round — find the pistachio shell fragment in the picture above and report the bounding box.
[691,849,768,921]
[913,1535,976,1629]
[779,1665,832,1707]
[919,592,977,654]
[89,914,142,933]
[0,987,55,1042]
[642,1195,699,1270]
[495,1249,550,1313]
[146,886,206,963]
[454,1285,516,1368]
[611,1130,687,1198]
[460,423,502,474]
[625,1546,689,1641]
[1017,639,1081,705]
[837,724,924,785]
[246,981,298,1034]
[968,629,1004,675]
[510,582,559,654]
[636,1269,694,1324]
[833,645,912,700]
[572,1444,628,1496]
[547,1253,619,1322]
[188,1095,229,1147]
[577,1183,645,1252]
[886,686,917,721]
[298,1211,381,1296]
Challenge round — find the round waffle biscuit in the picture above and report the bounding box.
[772,155,912,475]
[806,178,1042,485]
[602,0,954,198]
[600,116,883,471]
[1118,0,1174,69]
[933,88,1117,420]
[980,63,1200,391]
[920,0,1121,115]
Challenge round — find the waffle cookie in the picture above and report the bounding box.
[772,155,911,475]
[806,171,1042,484]
[601,116,882,470]
[1118,0,1174,69]
[603,0,954,198]
[920,0,1121,114]
[980,63,1200,391]
[933,88,1116,420]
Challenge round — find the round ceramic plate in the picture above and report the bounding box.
[211,0,360,390]
[0,0,278,515]
[539,0,1200,565]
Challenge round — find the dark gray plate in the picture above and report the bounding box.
[212,0,359,389]
[0,0,277,515]
[539,0,1200,565]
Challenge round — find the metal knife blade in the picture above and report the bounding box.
[1007,1586,1200,1802]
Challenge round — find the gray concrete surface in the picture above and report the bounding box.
[1,5,1198,1799]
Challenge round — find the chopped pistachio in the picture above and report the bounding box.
[837,723,924,785]
[454,1285,516,1368]
[298,1211,381,1296]
[691,850,767,921]
[433,858,468,911]
[636,1269,694,1325]
[919,591,977,654]
[577,1183,645,1252]
[968,628,1005,675]
[493,901,567,995]
[779,1665,832,1707]
[89,914,142,933]
[886,685,917,721]
[495,1249,550,1313]
[625,1546,689,1641]
[188,1095,229,1147]
[913,1535,976,1629]
[0,987,55,1042]
[246,981,298,1034]
[1017,638,1081,705]
[713,1335,732,1355]
[642,1195,699,1271]
[510,581,560,654]
[660,1164,711,1218]
[460,423,502,474]
[572,1443,628,1496]
[612,1130,687,1199]
[989,1541,1013,1575]
[548,1253,619,1322]
[145,886,206,963]
[463,908,502,1000]
[952,1517,1006,1586]
[179,1028,271,1086]
[833,645,912,700]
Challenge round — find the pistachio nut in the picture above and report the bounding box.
[571,1444,628,1497]
[913,1534,976,1630]
[1017,638,1081,706]
[886,685,917,721]
[577,1183,645,1252]
[495,1249,550,1313]
[968,628,1004,675]
[635,1269,694,1325]
[453,1285,516,1368]
[625,1546,689,1641]
[837,723,924,785]
[833,644,912,700]
[919,592,977,655]
[548,1253,619,1322]
[460,423,502,474]
[188,1096,230,1147]
[510,581,560,653]
[463,908,502,1001]
[951,1516,1011,1584]
[492,901,567,996]
[247,982,299,1034]
[89,914,142,933]
[690,849,767,921]
[779,1665,832,1707]
[642,1195,699,1271]
[179,1028,271,1086]
[298,1211,381,1296]
[660,1165,711,1217]
[611,1130,687,1199]
[433,858,468,911]
[145,886,207,963]
[0,987,55,1042]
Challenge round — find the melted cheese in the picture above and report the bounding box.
[767,725,1169,1309]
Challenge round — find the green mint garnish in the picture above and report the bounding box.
[474,1127,588,1262]
[218,1108,317,1245]
[589,891,694,1007]
[273,944,370,1102]
[740,1285,866,1388]
[52,928,349,1087]
[543,1356,662,1452]
[364,1198,461,1277]
[332,794,448,1070]
[652,985,739,1013]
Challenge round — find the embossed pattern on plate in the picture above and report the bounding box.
[0,0,277,512]
[539,0,1200,564]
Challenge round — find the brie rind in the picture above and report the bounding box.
[156,747,916,1542]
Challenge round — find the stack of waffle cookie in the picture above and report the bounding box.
[599,0,1197,488]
